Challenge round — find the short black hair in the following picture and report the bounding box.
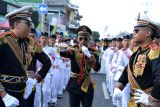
[146,26,156,40]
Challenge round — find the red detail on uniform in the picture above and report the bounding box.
[149,44,160,50]
[0,31,11,38]
[10,30,17,38]
[78,52,84,84]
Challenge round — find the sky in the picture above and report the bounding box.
[71,0,160,38]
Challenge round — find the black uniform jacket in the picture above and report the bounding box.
[118,45,160,102]
[0,31,51,92]
[60,45,101,94]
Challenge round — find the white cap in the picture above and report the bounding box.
[5,6,33,22]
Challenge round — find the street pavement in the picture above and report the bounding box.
[55,73,113,107]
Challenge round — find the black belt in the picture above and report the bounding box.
[0,75,27,83]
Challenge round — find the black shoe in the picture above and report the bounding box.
[57,94,62,99]
[50,102,57,107]
[48,101,52,106]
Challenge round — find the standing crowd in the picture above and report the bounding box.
[1,5,160,107]
[0,6,101,107]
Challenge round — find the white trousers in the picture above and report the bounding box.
[122,83,130,107]
[50,74,59,102]
[57,69,64,95]
[42,73,51,107]
[34,83,42,107]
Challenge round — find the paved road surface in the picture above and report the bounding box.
[55,73,113,107]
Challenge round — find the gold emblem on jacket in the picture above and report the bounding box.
[134,54,146,76]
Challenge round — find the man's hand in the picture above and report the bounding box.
[2,93,19,107]
[134,89,150,105]
[113,88,122,100]
[23,78,37,99]
[81,46,91,58]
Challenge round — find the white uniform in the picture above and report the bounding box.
[47,47,62,104]
[99,47,107,74]
[34,46,53,107]
[34,61,43,107]
[41,46,53,107]
[63,58,71,90]
[111,49,120,106]
[105,47,115,93]
[57,42,68,96]
[115,48,133,107]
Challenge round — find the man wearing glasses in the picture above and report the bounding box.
[113,13,160,107]
[0,6,51,107]
[60,25,101,107]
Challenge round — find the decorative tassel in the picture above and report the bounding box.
[78,52,84,84]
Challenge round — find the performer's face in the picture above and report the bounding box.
[122,39,130,48]
[48,38,55,46]
[115,41,123,49]
[16,19,32,38]
[57,35,63,42]
[40,36,48,45]
[78,36,88,46]
[133,27,149,44]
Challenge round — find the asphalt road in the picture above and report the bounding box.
[55,73,113,107]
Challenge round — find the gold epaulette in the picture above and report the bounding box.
[89,49,100,56]
[91,51,100,56]
[58,46,67,49]
[68,45,80,51]
[34,43,42,53]
[148,44,160,60]
[88,47,100,55]
[28,37,34,46]
[132,47,138,53]
[0,31,11,42]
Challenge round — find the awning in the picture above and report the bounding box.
[0,15,10,29]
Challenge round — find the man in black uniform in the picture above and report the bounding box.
[0,6,51,107]
[60,25,101,107]
[113,13,160,106]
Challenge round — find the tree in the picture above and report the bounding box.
[92,31,100,42]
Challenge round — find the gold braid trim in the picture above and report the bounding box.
[34,44,42,53]
[128,65,153,107]
[128,65,141,89]
[81,76,91,93]
[3,36,23,67]
[128,65,153,92]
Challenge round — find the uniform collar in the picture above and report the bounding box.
[138,42,152,51]
[10,29,18,41]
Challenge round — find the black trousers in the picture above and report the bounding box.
[69,91,94,107]
[26,90,35,107]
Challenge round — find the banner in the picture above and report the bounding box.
[12,0,42,3]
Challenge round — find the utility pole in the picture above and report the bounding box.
[41,0,45,32]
